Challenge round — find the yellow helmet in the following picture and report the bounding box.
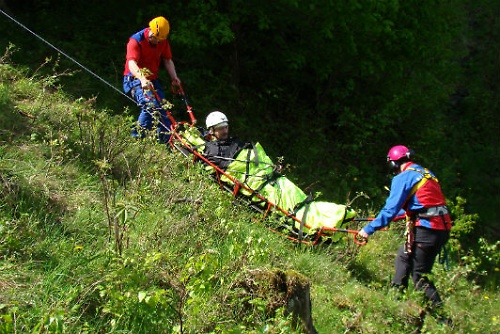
[149,16,170,40]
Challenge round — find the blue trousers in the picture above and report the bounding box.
[123,75,172,143]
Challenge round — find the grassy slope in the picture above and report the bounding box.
[0,61,499,333]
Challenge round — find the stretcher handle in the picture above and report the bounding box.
[353,214,406,222]
[150,88,162,103]
[354,233,368,246]
[352,214,406,231]
[146,87,177,128]
[331,228,367,246]
[171,84,197,125]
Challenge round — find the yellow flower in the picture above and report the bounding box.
[74,245,83,251]
[484,295,489,300]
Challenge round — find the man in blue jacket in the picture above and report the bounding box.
[358,145,452,308]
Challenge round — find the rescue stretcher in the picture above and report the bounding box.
[153,87,392,245]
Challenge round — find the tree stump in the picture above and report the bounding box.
[229,268,318,334]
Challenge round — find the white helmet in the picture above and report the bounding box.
[206,111,229,129]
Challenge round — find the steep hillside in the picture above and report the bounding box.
[1,58,499,333]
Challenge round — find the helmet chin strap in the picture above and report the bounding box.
[389,161,400,174]
[389,160,411,175]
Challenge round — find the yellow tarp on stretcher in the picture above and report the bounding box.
[177,125,356,238]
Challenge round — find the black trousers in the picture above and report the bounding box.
[392,226,450,306]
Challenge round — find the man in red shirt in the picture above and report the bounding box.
[123,16,181,143]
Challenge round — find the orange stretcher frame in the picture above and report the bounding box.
[156,86,402,246]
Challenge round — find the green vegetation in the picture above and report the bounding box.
[0,0,498,229]
[1,0,499,332]
[1,51,499,333]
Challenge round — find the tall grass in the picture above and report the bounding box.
[1,55,499,333]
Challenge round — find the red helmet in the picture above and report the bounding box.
[387,145,413,172]
[387,145,412,162]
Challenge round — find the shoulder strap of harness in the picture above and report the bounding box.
[406,167,439,198]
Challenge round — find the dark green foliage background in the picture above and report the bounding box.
[1,0,498,234]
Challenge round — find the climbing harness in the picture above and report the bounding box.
[403,167,450,254]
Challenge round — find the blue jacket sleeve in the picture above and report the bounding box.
[363,173,414,235]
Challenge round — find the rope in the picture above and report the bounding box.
[1,9,177,134]
[207,155,278,170]
[0,8,136,104]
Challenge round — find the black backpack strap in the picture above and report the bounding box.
[298,202,312,243]
[286,194,314,242]
[291,193,314,216]
[242,142,259,183]
[253,171,280,193]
